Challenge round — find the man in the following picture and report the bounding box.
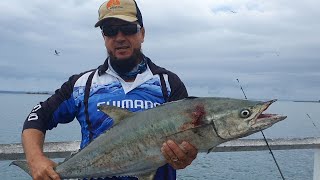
[22,0,198,179]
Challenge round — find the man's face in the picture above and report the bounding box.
[102,19,145,61]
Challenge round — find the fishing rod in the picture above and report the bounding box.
[306,113,320,134]
[236,79,247,99]
[236,78,286,180]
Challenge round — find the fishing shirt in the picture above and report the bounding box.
[23,56,188,180]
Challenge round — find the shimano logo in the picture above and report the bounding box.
[97,99,161,110]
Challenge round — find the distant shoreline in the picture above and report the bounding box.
[26,92,53,95]
[293,100,320,103]
[0,90,53,95]
[0,90,319,102]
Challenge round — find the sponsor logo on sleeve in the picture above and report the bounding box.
[27,104,41,121]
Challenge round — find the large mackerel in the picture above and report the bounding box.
[11,97,287,179]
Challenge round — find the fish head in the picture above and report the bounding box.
[209,99,287,140]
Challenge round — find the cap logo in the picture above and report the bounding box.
[106,0,122,10]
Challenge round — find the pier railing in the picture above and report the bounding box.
[1,137,319,180]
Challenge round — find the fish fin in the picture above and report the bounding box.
[52,150,80,169]
[98,104,135,126]
[207,146,216,154]
[136,171,156,180]
[10,160,32,177]
[60,149,80,163]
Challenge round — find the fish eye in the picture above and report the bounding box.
[240,109,251,118]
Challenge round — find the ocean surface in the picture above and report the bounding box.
[0,93,319,179]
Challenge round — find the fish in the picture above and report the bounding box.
[11,97,287,180]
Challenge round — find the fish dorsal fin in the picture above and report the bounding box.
[60,149,80,163]
[98,104,135,126]
[207,146,216,154]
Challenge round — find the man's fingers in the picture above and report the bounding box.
[181,141,197,159]
[35,174,54,180]
[48,173,61,180]
[166,140,189,162]
[161,147,171,162]
[161,140,199,170]
[40,176,51,180]
[46,167,61,180]
[161,142,182,169]
[161,141,178,162]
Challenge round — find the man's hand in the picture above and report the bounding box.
[28,155,60,180]
[161,140,198,169]
[22,129,60,180]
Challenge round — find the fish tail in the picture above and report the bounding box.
[10,160,32,176]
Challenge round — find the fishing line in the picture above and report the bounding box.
[306,113,320,135]
[236,78,286,180]
[236,79,247,99]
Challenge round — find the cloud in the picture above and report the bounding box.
[0,0,319,100]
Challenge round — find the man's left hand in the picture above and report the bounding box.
[161,140,198,169]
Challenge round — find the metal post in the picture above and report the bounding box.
[314,149,320,180]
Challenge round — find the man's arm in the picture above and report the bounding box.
[22,129,61,180]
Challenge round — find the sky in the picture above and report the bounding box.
[0,0,319,101]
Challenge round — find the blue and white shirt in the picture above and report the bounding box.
[23,56,188,180]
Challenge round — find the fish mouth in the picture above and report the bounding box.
[252,99,287,130]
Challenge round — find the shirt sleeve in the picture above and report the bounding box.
[167,72,188,102]
[23,74,80,133]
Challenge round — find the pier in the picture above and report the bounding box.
[1,137,319,179]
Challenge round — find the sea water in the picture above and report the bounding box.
[0,93,318,179]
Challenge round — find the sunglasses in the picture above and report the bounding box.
[102,24,141,37]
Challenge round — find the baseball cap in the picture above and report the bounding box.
[94,0,143,28]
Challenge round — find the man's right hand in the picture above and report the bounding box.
[22,129,61,180]
[28,155,60,180]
